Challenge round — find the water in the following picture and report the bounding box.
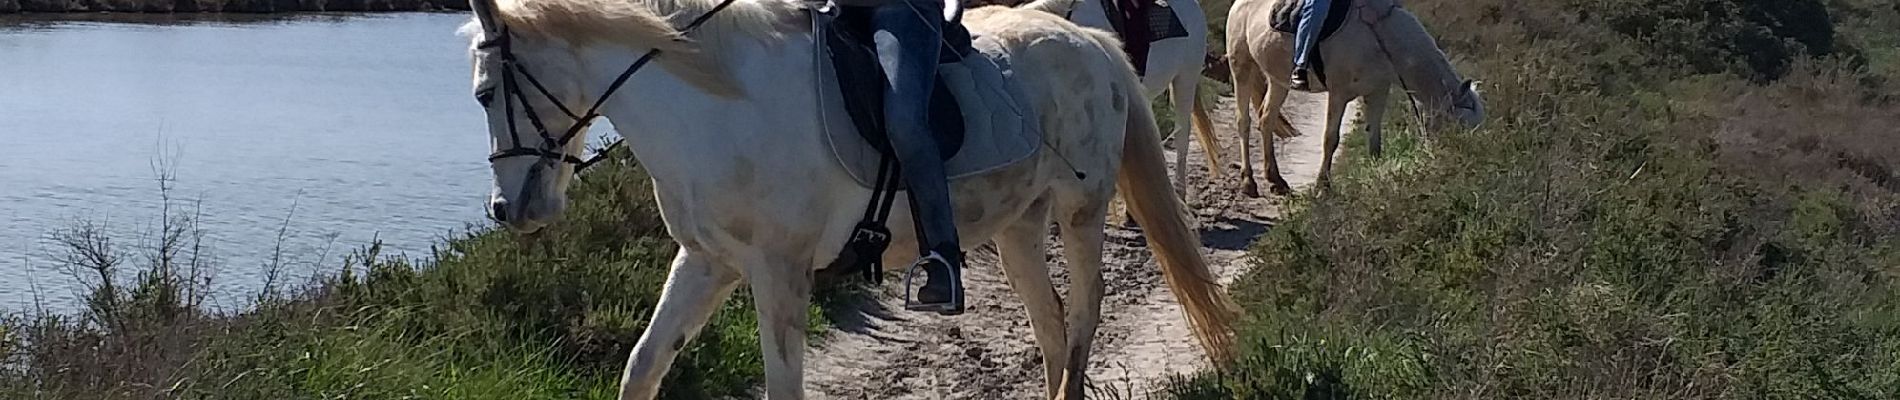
[0,13,521,312]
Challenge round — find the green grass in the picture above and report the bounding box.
[0,147,794,399]
[1160,0,1900,398]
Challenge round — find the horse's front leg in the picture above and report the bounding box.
[748,257,814,399]
[1361,85,1393,158]
[620,249,742,400]
[1316,92,1353,189]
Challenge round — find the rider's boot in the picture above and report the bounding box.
[1291,66,1313,91]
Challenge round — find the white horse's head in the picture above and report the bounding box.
[463,0,594,233]
[1413,78,1485,132]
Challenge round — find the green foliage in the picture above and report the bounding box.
[1,149,780,399]
[318,152,776,399]
[1579,0,1837,81]
[1165,0,1900,398]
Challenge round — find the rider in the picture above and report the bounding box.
[870,0,965,315]
[1290,0,1331,91]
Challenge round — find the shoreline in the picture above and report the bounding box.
[0,0,468,13]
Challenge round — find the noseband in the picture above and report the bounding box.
[478,0,738,172]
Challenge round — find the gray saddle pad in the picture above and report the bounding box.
[812,10,1044,189]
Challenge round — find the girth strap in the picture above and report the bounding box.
[834,151,902,282]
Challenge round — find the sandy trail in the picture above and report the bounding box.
[802,91,1354,399]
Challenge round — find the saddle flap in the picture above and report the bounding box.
[1096,0,1189,76]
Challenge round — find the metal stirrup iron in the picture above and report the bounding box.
[900,253,962,313]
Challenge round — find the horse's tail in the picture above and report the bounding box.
[1269,105,1298,138]
[1119,83,1241,365]
[1019,0,1076,16]
[1188,94,1222,172]
[1198,84,1300,141]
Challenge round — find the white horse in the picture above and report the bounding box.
[458,0,1239,397]
[1023,0,1223,193]
[1216,0,1483,195]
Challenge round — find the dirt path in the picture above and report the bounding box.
[803,92,1354,399]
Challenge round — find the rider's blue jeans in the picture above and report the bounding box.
[872,0,960,258]
[1293,0,1331,69]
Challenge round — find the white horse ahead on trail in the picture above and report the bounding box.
[1022,0,1225,193]
[1215,0,1484,196]
[458,0,1238,397]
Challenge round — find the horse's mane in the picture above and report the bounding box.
[488,0,803,98]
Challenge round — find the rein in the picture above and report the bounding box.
[482,0,739,172]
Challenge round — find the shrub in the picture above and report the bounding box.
[1163,0,1900,398]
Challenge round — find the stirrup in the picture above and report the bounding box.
[902,252,965,315]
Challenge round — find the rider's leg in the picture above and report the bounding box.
[872,0,965,315]
[1291,0,1331,90]
[1119,0,1151,76]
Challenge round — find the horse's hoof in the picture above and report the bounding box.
[1242,181,1261,198]
[1270,183,1293,196]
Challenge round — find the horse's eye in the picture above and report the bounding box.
[475,88,496,106]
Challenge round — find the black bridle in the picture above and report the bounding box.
[476,0,738,172]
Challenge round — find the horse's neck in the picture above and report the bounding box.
[1373,8,1460,101]
[587,34,829,183]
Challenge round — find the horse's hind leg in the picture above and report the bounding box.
[1168,72,1199,197]
[1231,49,1266,198]
[1260,80,1294,196]
[1052,195,1110,400]
[1361,85,1393,158]
[995,198,1069,399]
[619,249,741,400]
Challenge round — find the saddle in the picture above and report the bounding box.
[821,2,973,164]
[1095,0,1191,76]
[812,1,1043,282]
[815,1,1041,189]
[1270,0,1352,38]
[1270,0,1354,86]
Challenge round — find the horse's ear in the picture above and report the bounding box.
[470,0,500,34]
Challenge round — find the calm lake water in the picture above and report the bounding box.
[0,13,538,311]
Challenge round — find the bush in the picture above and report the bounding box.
[1577,0,1836,81]
[1163,0,1900,398]
[1,145,777,399]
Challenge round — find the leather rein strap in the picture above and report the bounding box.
[481,0,739,172]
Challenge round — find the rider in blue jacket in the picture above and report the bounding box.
[1291,0,1330,91]
[870,0,964,315]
